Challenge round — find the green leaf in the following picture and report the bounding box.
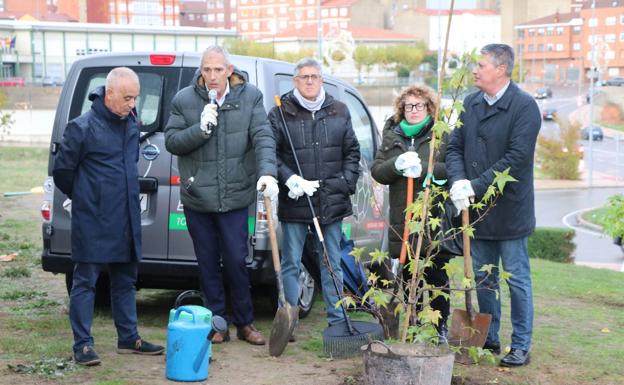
[493,167,518,193]
[350,246,366,262]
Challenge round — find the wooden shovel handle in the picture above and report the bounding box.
[462,208,471,279]
[462,208,475,315]
[264,196,282,274]
[399,177,414,265]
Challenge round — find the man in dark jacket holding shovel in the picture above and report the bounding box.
[446,44,540,367]
[53,67,164,366]
[165,45,278,345]
[268,58,360,334]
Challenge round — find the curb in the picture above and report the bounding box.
[574,208,604,233]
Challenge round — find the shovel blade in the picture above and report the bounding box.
[269,304,297,357]
[448,308,492,350]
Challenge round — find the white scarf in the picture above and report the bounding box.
[293,87,325,113]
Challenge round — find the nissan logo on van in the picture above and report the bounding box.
[142,144,160,161]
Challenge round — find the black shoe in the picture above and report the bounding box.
[117,338,164,355]
[483,341,501,355]
[74,345,101,366]
[500,348,530,367]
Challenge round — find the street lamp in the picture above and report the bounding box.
[588,0,596,187]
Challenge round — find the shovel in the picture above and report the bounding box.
[449,208,492,364]
[265,195,298,357]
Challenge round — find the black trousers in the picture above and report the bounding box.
[183,206,254,327]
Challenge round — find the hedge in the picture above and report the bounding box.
[528,227,575,264]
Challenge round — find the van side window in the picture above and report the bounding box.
[72,70,163,132]
[343,91,374,164]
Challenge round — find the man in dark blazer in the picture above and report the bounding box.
[445,44,540,367]
[53,67,164,366]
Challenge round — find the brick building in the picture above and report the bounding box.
[516,0,624,84]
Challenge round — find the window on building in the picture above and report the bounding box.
[606,16,616,26]
[620,49,624,58]
[588,17,597,27]
[189,14,195,21]
[528,28,534,36]
[608,67,620,76]
[573,25,581,34]
[538,44,544,52]
[231,13,236,21]
[573,42,581,51]
[517,29,524,38]
[340,21,347,28]
[556,27,564,35]
[606,50,615,60]
[546,27,554,35]
[308,9,314,17]
[537,28,544,36]
[546,43,553,51]
[556,44,564,51]
[253,21,260,29]
[279,20,287,28]
[321,9,328,17]
[528,44,534,52]
[208,1,215,8]
[208,14,215,22]
[202,14,207,22]
[620,15,624,24]
[307,0,314,4]
[280,7,286,14]
[217,13,224,21]
[241,22,248,30]
[330,8,338,17]
[620,32,624,41]
[267,7,274,15]
[295,0,302,4]
[606,34,616,43]
[340,7,347,16]
[295,10,302,19]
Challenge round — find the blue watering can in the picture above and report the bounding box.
[168,290,211,324]
[166,306,227,382]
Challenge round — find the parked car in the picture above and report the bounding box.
[533,86,552,99]
[0,77,25,87]
[581,125,604,141]
[542,107,557,120]
[562,142,584,159]
[40,52,388,317]
[604,77,624,86]
[42,76,64,87]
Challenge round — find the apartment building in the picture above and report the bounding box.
[516,0,624,84]
[179,0,237,29]
[236,0,384,40]
[86,0,180,26]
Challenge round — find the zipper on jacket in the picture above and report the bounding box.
[300,120,306,147]
[322,119,329,144]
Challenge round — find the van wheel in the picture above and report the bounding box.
[64,272,111,307]
[297,264,317,319]
[269,264,317,319]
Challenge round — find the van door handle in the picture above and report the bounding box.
[139,177,158,193]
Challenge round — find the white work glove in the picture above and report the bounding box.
[63,198,72,218]
[394,152,422,178]
[285,175,319,200]
[200,104,218,134]
[256,175,279,201]
[450,179,475,216]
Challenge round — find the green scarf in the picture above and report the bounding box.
[400,115,431,137]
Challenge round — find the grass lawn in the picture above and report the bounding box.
[0,146,623,385]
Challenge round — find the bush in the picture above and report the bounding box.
[596,194,624,240]
[528,227,575,263]
[535,118,582,180]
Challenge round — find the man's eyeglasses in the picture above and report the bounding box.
[295,74,321,82]
[404,103,427,112]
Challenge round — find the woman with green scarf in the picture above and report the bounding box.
[371,84,450,339]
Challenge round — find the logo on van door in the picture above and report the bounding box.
[142,144,160,161]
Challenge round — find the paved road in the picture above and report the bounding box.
[536,187,624,271]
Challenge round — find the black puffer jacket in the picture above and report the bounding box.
[268,91,360,224]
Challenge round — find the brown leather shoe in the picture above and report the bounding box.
[236,324,266,345]
[211,330,230,344]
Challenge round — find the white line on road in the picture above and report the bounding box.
[561,207,604,236]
